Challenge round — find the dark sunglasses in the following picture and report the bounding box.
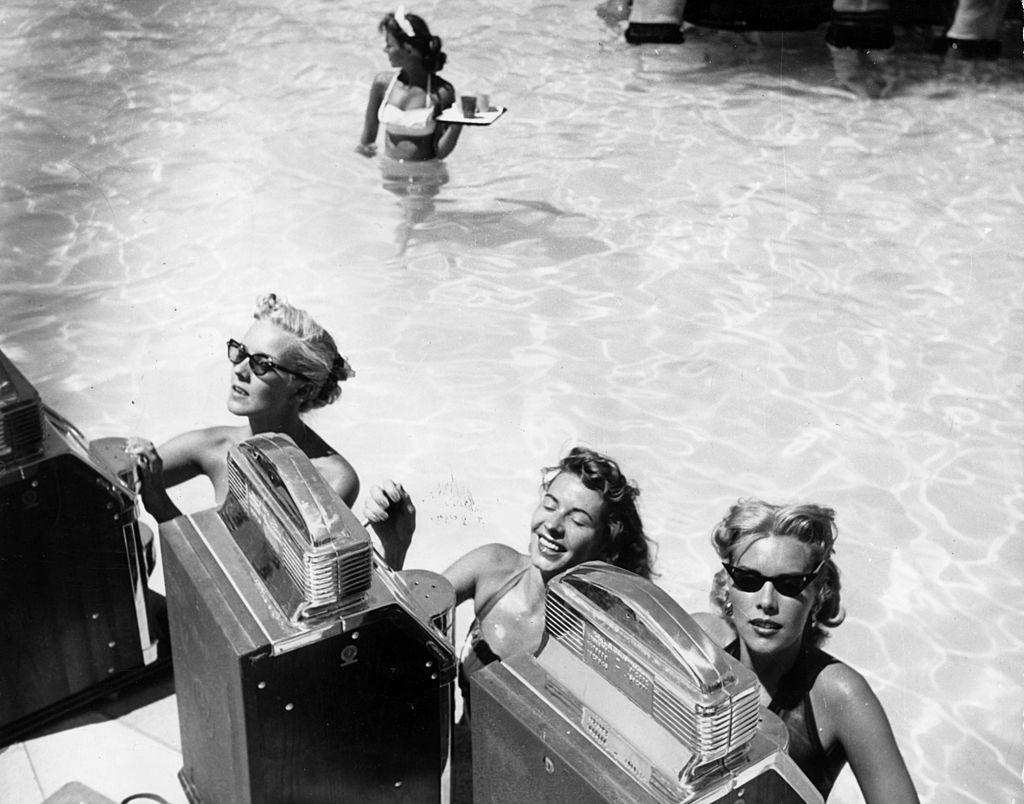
[226,339,312,383]
[722,560,825,598]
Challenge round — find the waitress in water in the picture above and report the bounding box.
[356,8,463,162]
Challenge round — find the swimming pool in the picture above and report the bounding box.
[1,0,1022,800]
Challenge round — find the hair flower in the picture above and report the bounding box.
[394,5,415,38]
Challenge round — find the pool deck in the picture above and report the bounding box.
[0,668,187,804]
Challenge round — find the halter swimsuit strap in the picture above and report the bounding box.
[381,71,400,107]
[382,71,433,106]
[475,566,531,623]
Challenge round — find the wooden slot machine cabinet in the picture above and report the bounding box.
[0,349,166,746]
[471,563,823,804]
[161,433,456,804]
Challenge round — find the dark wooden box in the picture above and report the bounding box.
[0,424,163,745]
[162,508,453,804]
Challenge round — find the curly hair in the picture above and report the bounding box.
[543,447,656,580]
[379,10,448,73]
[709,498,844,646]
[252,293,354,414]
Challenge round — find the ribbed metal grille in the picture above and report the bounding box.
[545,593,585,654]
[227,460,246,503]
[337,550,373,598]
[0,400,44,458]
[225,458,371,609]
[652,680,759,760]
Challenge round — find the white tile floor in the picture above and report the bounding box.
[0,674,188,804]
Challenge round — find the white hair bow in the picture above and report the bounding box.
[394,5,415,38]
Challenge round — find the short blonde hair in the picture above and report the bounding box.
[253,293,354,413]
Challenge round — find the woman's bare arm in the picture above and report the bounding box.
[357,74,388,155]
[443,544,525,608]
[363,480,416,569]
[432,82,462,159]
[126,429,216,522]
[826,665,920,804]
[316,454,360,509]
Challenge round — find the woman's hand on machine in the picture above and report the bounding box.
[125,437,165,484]
[363,480,415,570]
[124,437,182,523]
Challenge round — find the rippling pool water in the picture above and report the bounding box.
[2,1,1022,801]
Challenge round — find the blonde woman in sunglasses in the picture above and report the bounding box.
[692,500,918,804]
[125,293,358,523]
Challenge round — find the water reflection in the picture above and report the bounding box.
[379,156,450,253]
[1,3,1022,799]
[389,192,608,265]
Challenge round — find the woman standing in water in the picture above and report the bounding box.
[364,446,656,712]
[126,293,358,522]
[356,7,463,161]
[693,500,918,803]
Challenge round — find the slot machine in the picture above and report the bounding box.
[161,433,456,804]
[0,349,166,745]
[471,562,822,803]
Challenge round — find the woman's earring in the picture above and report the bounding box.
[724,590,733,618]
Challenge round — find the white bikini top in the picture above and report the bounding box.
[378,72,437,138]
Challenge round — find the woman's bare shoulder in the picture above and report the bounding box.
[463,543,527,575]
[442,543,529,604]
[434,78,456,106]
[312,449,357,473]
[471,546,532,606]
[312,451,360,507]
[159,425,242,459]
[813,651,873,702]
[447,544,526,585]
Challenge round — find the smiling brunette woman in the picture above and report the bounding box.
[365,448,652,802]
[692,500,918,804]
[125,293,358,522]
[363,446,656,713]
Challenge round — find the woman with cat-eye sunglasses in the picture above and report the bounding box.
[692,499,918,804]
[125,293,359,524]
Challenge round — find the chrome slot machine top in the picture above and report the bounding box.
[220,433,373,622]
[473,562,823,804]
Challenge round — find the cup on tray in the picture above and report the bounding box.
[477,93,491,113]
[460,95,477,118]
